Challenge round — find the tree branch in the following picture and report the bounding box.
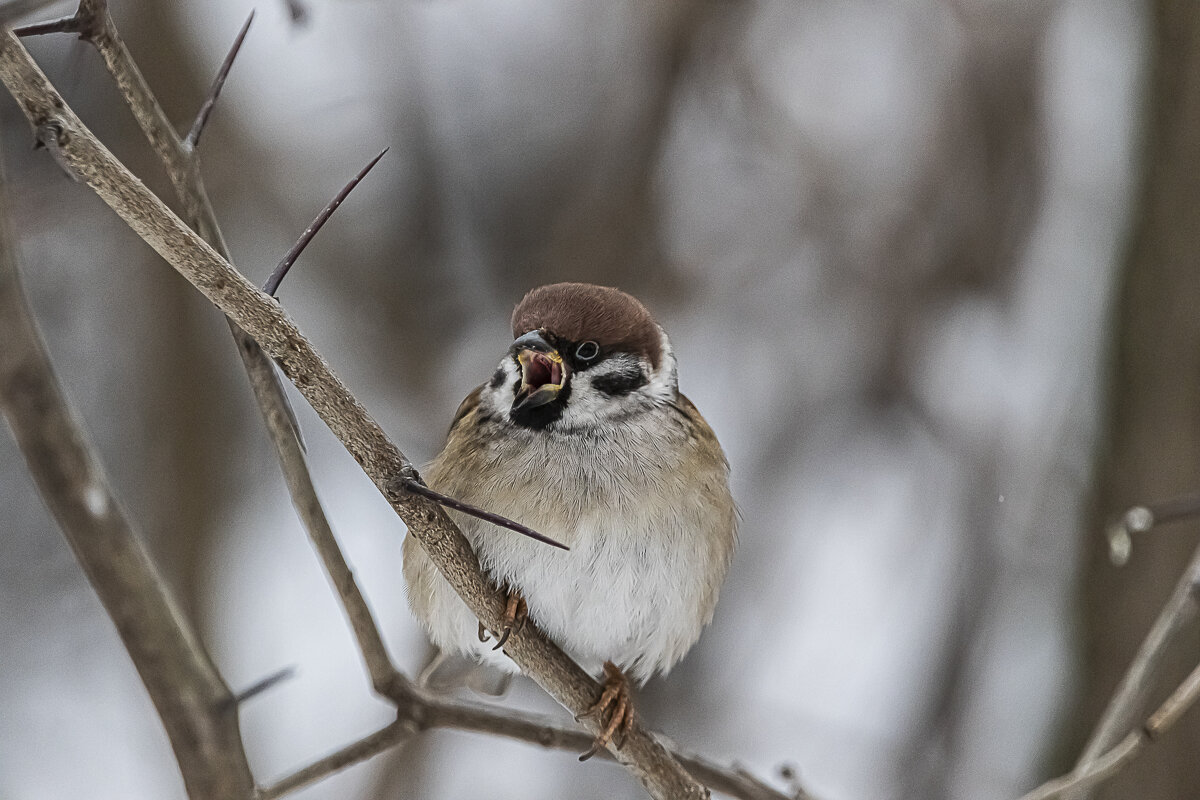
[260,720,417,799]
[1018,654,1200,800]
[0,118,254,800]
[1072,539,1200,772]
[259,692,804,800]
[0,26,718,800]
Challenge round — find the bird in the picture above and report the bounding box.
[402,282,736,758]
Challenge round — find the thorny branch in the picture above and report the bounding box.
[0,19,798,800]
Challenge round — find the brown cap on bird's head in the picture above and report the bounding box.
[511,283,663,370]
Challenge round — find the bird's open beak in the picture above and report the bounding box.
[511,330,567,412]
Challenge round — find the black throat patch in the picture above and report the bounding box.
[509,377,572,430]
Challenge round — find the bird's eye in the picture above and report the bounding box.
[575,341,600,362]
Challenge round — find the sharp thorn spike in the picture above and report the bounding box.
[392,476,570,551]
[185,10,255,150]
[14,13,82,37]
[262,147,388,297]
[233,665,297,705]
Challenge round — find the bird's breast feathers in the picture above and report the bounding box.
[420,389,735,681]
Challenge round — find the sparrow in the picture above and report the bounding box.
[402,282,736,757]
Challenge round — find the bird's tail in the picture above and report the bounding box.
[418,650,513,697]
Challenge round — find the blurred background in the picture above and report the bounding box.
[3,1,1198,798]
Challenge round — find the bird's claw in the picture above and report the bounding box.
[492,590,528,650]
[578,661,634,761]
[478,588,527,650]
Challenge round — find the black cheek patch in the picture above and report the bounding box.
[592,369,647,397]
[489,366,507,389]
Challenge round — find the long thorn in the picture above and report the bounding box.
[185,11,255,150]
[262,147,388,297]
[394,476,570,551]
[233,665,297,705]
[13,13,82,36]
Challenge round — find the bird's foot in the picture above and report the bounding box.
[478,587,528,650]
[577,661,634,761]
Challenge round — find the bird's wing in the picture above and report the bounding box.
[447,384,484,436]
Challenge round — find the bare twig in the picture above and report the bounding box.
[185,11,254,151]
[0,125,255,800]
[259,690,798,800]
[1018,735,1142,800]
[1019,656,1200,800]
[263,147,388,297]
[69,0,316,533]
[260,720,416,799]
[0,28,711,800]
[1072,539,1200,774]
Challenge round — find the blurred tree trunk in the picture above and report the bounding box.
[1076,2,1200,797]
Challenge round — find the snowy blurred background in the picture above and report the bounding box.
[6,1,1199,799]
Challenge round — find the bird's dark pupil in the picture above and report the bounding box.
[576,341,599,361]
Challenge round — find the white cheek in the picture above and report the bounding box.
[559,356,671,428]
[480,357,521,418]
[559,374,626,424]
[649,327,678,398]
